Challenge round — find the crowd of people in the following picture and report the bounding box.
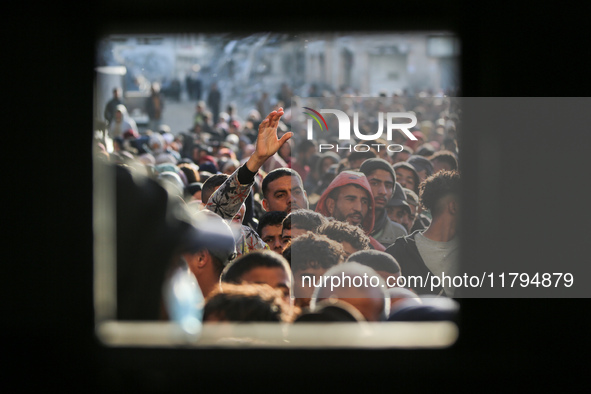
[95,85,461,330]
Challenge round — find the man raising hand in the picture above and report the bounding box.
[206,108,293,220]
[245,108,292,173]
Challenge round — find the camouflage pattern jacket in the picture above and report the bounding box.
[206,166,268,257]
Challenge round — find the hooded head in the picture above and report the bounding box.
[115,104,129,117]
[315,170,375,234]
[359,158,396,212]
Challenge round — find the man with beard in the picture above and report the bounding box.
[261,168,309,213]
[315,170,385,251]
[359,158,407,248]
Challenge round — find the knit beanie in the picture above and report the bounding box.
[359,158,396,183]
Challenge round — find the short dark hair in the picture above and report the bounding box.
[208,254,225,277]
[289,232,344,272]
[221,250,291,284]
[186,182,203,196]
[317,220,371,251]
[261,168,302,199]
[257,211,288,237]
[429,150,459,171]
[184,210,237,274]
[177,163,200,184]
[201,174,229,204]
[419,170,460,216]
[282,214,291,232]
[203,283,296,322]
[289,209,328,232]
[346,250,400,274]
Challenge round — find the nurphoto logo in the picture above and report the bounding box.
[303,105,418,153]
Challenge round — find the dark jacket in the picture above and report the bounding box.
[385,230,446,296]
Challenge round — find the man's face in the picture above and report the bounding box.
[281,228,291,248]
[394,168,417,192]
[386,205,412,233]
[263,175,308,213]
[240,266,291,303]
[366,169,394,211]
[326,184,370,227]
[261,224,284,254]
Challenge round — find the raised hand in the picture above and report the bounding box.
[246,107,293,172]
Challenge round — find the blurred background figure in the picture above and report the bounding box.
[147,82,164,132]
[207,82,221,125]
[104,87,124,125]
[108,104,138,140]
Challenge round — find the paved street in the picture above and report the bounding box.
[160,97,196,135]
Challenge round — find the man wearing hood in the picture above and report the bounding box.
[314,170,385,251]
[104,87,124,124]
[359,158,408,248]
[109,104,138,139]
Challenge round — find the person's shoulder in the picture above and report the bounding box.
[386,230,422,253]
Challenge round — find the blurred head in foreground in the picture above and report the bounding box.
[310,262,390,322]
[221,250,292,304]
[203,283,299,323]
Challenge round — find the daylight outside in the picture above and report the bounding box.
[93,31,461,347]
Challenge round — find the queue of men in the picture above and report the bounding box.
[100,96,461,325]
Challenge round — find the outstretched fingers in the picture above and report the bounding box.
[259,107,284,134]
[268,107,284,129]
[278,131,293,146]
